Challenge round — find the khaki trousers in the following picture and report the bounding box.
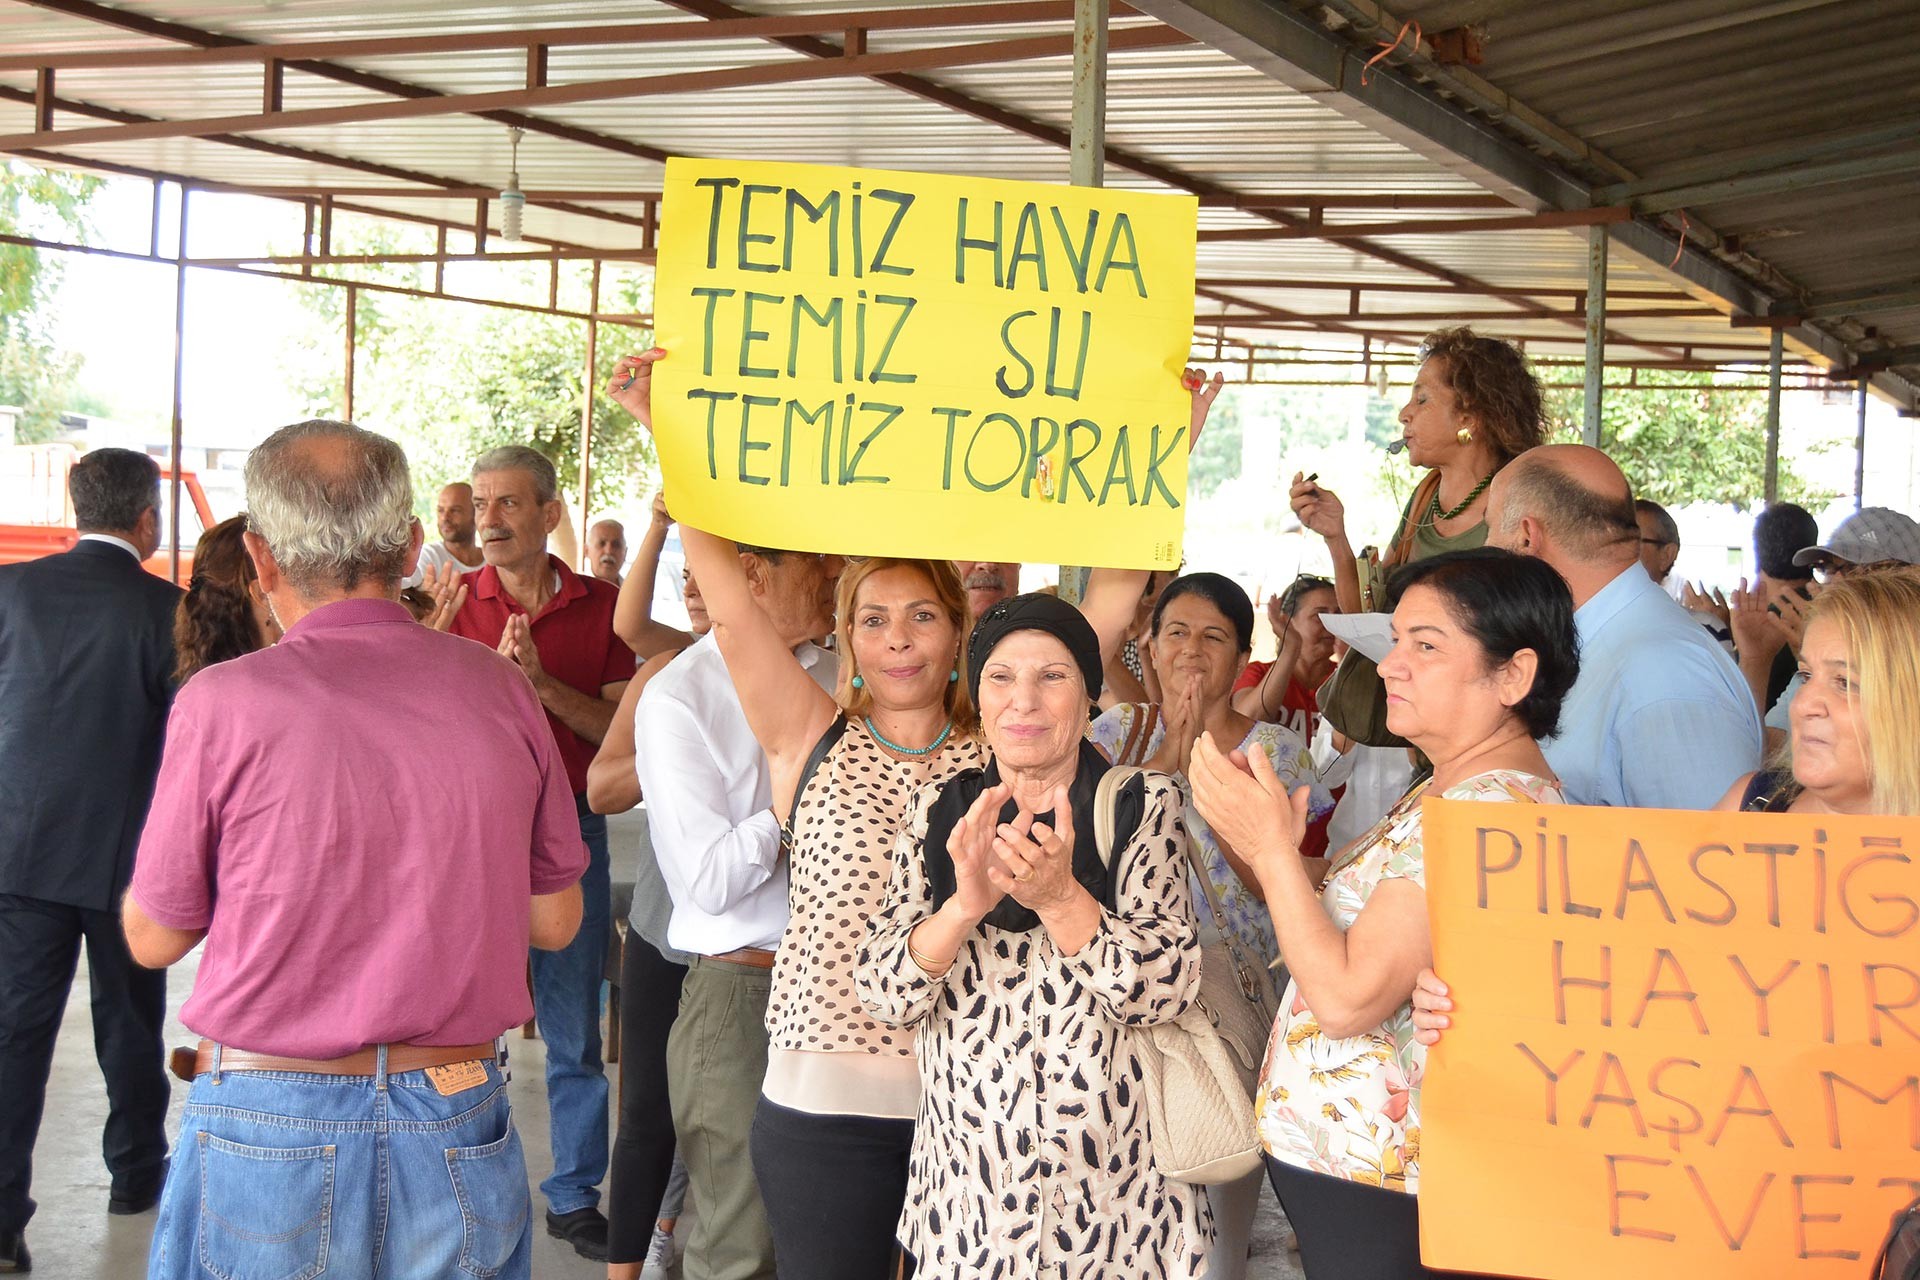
[667,956,775,1280]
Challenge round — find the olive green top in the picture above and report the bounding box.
[1404,510,1490,561]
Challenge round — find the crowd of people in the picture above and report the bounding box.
[0,323,1914,1280]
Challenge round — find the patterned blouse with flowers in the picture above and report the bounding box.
[1089,703,1333,971]
[1255,769,1563,1194]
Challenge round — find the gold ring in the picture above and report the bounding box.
[1015,869,1034,883]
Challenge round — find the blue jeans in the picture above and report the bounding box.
[148,1050,530,1280]
[531,797,611,1214]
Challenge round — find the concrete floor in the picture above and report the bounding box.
[27,944,1303,1279]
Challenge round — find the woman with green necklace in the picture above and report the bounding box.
[1291,327,1548,619]
[609,347,1203,1279]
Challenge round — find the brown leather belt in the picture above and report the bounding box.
[699,946,776,969]
[169,1039,496,1083]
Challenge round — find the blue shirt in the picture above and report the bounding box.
[1766,671,1803,732]
[1543,565,1762,809]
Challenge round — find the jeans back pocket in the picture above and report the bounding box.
[445,1124,531,1278]
[196,1133,334,1280]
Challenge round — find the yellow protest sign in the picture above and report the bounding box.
[650,157,1198,568]
[1420,799,1920,1279]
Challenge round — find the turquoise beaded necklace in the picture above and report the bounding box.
[865,716,952,757]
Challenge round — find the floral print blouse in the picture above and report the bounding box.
[1089,703,1333,970]
[1255,769,1563,1194]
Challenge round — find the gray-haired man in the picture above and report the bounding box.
[447,445,634,1260]
[127,421,587,1280]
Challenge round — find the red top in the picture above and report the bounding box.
[449,555,637,794]
[1233,660,1335,857]
[130,598,586,1057]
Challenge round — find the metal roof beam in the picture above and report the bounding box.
[1593,117,1920,204]
[0,26,1191,152]
[1200,192,1515,210]
[1195,277,1691,302]
[1205,306,1721,324]
[0,88,658,241]
[17,0,679,165]
[1800,282,1920,321]
[73,184,1512,210]
[0,3,1097,71]
[1735,282,1920,327]
[1849,343,1920,369]
[1198,206,1630,241]
[1633,150,1920,216]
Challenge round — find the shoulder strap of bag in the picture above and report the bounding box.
[1175,784,1233,932]
[781,716,849,847]
[1116,702,1160,766]
[1096,767,1218,920]
[1383,469,1445,570]
[1095,766,1143,868]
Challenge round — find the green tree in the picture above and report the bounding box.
[278,237,656,517]
[0,162,101,441]
[1545,373,1837,509]
[1186,385,1243,497]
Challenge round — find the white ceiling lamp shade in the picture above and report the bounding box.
[499,126,527,244]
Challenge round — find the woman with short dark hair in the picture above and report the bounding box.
[1189,547,1578,1280]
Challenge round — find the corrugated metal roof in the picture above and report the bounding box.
[0,0,1900,385]
[1329,0,1919,389]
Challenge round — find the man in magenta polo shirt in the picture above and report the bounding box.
[445,444,635,1261]
[124,420,587,1280]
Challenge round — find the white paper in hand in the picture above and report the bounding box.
[1321,612,1395,664]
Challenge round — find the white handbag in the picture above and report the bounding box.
[1095,767,1269,1185]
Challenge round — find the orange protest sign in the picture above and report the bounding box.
[1420,799,1920,1280]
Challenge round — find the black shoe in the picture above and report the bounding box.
[544,1207,609,1262]
[0,1228,29,1273]
[108,1160,167,1216]
[106,1184,161,1216]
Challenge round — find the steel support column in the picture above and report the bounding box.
[1059,0,1107,606]
[1070,0,1106,189]
[343,284,358,420]
[577,260,603,561]
[1583,225,1606,447]
[1763,328,1783,504]
[1854,379,1869,509]
[167,185,188,583]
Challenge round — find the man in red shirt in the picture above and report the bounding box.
[446,445,635,1261]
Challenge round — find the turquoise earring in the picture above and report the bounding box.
[948,668,959,683]
[852,673,864,689]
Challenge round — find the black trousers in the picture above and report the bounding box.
[1267,1155,1496,1280]
[605,934,688,1264]
[750,1095,915,1280]
[0,894,170,1231]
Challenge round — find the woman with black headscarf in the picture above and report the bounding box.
[856,594,1211,1280]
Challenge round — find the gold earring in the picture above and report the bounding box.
[1456,426,1474,445]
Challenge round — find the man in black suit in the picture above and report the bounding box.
[0,448,182,1272]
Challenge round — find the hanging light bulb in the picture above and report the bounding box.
[1375,362,1392,398]
[500,126,526,244]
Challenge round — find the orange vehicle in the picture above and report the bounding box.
[0,442,215,582]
